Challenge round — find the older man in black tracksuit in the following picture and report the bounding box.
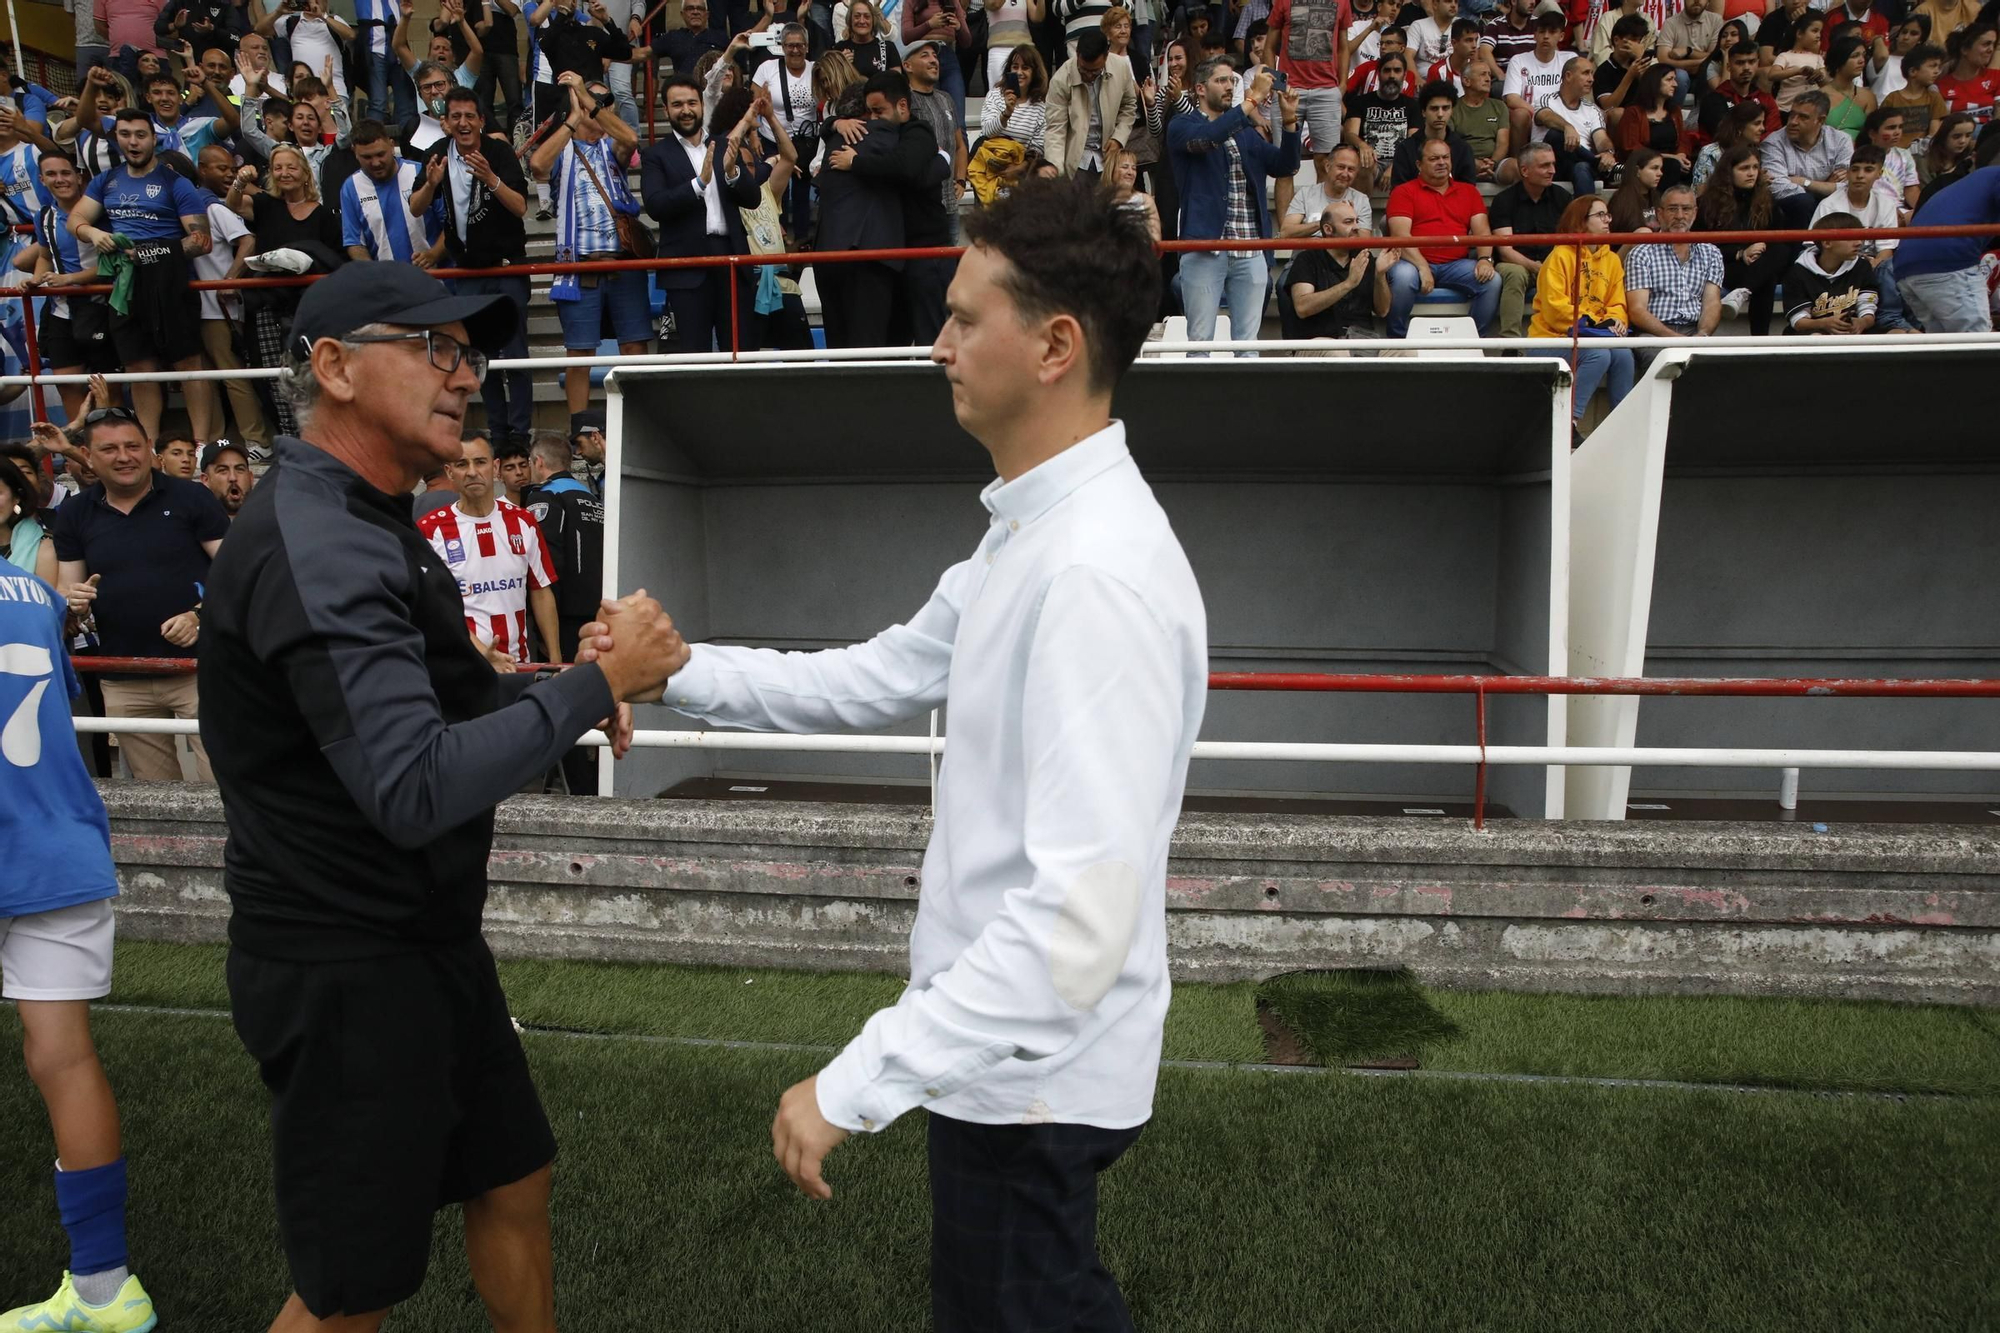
[199,263,688,1330]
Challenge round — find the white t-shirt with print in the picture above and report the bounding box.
[1811,181,1902,253]
[195,200,250,321]
[1504,48,1566,111]
[1540,94,1604,142]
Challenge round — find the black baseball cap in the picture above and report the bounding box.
[288,261,519,363]
[199,440,250,470]
[570,410,606,438]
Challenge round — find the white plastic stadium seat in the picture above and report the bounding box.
[1153,314,1232,358]
[1403,315,1485,360]
[799,266,821,320]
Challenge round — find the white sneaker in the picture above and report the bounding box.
[1720,287,1751,318]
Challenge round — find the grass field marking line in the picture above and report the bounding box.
[74,1003,1969,1104]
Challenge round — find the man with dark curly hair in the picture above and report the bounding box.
[592,175,1208,1331]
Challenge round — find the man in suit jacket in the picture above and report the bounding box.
[814,101,942,346]
[640,74,767,352]
[1043,29,1137,179]
[832,71,955,343]
[1167,55,1303,352]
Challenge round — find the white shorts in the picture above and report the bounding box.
[0,898,115,1001]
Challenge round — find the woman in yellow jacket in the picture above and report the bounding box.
[1531,194,1637,438]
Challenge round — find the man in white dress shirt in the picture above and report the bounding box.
[585,175,1206,1331]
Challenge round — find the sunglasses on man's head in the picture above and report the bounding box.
[83,406,140,427]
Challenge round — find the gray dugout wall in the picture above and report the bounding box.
[1632,347,2000,800]
[608,358,1570,816]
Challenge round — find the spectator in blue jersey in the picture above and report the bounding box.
[138,63,241,153]
[68,109,214,442]
[339,118,448,266]
[0,99,59,234]
[22,153,117,425]
[530,70,649,416]
[0,564,158,1333]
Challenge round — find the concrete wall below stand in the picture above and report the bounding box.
[101,783,2000,1005]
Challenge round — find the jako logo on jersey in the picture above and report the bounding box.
[465,577,527,595]
[444,537,466,564]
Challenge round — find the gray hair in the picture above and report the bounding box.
[1519,140,1557,165]
[280,321,396,422]
[1193,55,1232,88]
[413,60,451,87]
[1562,56,1590,78]
[1791,89,1831,118]
[1660,181,1697,202]
[781,22,808,43]
[529,431,572,474]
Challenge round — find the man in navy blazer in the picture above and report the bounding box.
[640,74,767,353]
[1167,57,1302,355]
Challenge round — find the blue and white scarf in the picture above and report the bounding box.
[550,137,640,304]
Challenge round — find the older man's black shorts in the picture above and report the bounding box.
[110,240,203,367]
[226,937,556,1318]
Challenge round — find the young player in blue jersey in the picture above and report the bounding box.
[0,567,156,1332]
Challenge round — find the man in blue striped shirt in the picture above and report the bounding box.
[340,120,448,265]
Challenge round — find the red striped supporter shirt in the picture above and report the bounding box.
[416,499,558,664]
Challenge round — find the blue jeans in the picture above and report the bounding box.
[1872,253,1912,332]
[1544,128,1598,198]
[1386,257,1499,337]
[1897,265,1993,332]
[1179,250,1268,355]
[364,49,413,127]
[606,61,641,130]
[452,273,534,441]
[1570,343,1634,422]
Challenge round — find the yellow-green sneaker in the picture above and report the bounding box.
[1,1271,157,1332]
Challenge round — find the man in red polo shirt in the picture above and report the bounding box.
[1385,136,1499,335]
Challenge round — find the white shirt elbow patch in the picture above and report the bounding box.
[1049,861,1144,1011]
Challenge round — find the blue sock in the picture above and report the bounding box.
[53,1157,129,1278]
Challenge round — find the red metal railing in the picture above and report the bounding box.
[67,657,2000,827]
[13,220,1998,423]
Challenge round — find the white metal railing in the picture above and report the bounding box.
[72,716,2000,771]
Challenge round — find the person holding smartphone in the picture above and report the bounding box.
[902,0,970,128]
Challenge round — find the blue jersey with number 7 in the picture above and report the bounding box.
[0,571,119,919]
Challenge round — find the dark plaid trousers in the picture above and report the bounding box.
[928,1112,1146,1333]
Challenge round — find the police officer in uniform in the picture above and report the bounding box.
[521,428,603,662]
[523,427,606,792]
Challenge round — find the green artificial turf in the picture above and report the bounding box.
[1,1003,1995,1331]
[1255,967,1466,1065]
[102,942,2000,1095]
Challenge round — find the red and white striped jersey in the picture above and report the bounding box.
[416,499,559,664]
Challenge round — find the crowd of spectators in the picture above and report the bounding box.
[1,0,1996,777]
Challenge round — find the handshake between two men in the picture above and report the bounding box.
[578,591,690,759]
